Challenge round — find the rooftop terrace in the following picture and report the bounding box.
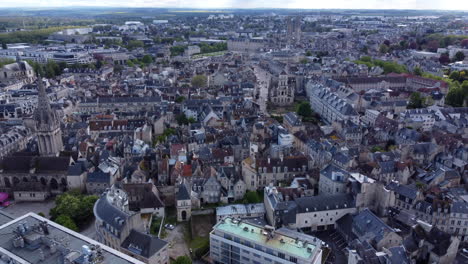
[213,217,320,260]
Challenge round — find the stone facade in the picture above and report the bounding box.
[34,78,63,157]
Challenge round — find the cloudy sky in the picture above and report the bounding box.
[0,0,465,10]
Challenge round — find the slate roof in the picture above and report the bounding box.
[386,182,418,200]
[1,156,70,173]
[284,112,302,126]
[353,208,395,244]
[94,193,132,232]
[320,164,350,181]
[67,161,87,176]
[87,171,110,183]
[176,184,190,201]
[384,246,410,264]
[121,229,167,259]
[295,193,355,213]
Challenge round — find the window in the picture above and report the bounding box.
[254,244,264,252]
[290,256,298,263]
[278,252,285,259]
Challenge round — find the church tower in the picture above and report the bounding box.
[34,77,63,156]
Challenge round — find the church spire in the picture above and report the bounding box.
[35,76,56,128]
[34,75,63,156]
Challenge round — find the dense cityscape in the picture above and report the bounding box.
[0,5,467,264]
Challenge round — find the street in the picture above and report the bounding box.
[253,65,270,115]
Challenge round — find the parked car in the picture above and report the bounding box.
[164,224,175,230]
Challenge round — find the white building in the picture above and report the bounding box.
[307,83,358,124]
[210,217,323,264]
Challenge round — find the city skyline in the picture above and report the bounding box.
[0,0,467,11]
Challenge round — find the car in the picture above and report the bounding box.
[165,224,175,230]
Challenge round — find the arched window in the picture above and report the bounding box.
[50,178,58,190]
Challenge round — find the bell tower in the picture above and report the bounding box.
[34,77,63,156]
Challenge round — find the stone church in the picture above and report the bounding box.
[269,71,295,106]
[0,77,82,201]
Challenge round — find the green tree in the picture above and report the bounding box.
[305,51,312,56]
[170,45,186,56]
[191,75,207,88]
[243,191,261,203]
[454,51,465,62]
[49,192,98,231]
[176,114,190,125]
[449,71,460,81]
[175,96,186,103]
[141,54,153,64]
[173,256,192,264]
[1,42,7,49]
[446,86,465,107]
[297,101,312,118]
[408,92,425,109]
[55,214,78,232]
[413,67,423,76]
[126,60,135,67]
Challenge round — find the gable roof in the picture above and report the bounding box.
[121,229,168,258]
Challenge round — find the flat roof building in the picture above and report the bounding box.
[210,217,323,264]
[0,212,145,264]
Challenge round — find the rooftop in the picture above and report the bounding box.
[213,217,321,260]
[0,213,144,264]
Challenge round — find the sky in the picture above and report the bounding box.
[0,0,466,10]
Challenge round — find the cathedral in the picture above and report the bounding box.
[269,71,295,106]
[34,77,63,156]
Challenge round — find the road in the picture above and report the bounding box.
[253,65,270,115]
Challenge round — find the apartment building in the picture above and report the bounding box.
[210,217,323,264]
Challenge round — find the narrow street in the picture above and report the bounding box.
[253,65,270,115]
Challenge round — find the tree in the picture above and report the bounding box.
[462,39,468,48]
[305,51,312,56]
[383,40,391,46]
[427,40,439,52]
[1,42,6,49]
[173,256,192,264]
[243,191,261,203]
[379,44,389,54]
[408,92,425,109]
[439,53,450,64]
[409,42,418,50]
[297,101,312,118]
[126,60,135,67]
[55,214,78,231]
[191,75,207,88]
[445,86,464,107]
[413,67,423,76]
[449,71,460,81]
[454,51,465,62]
[49,192,98,231]
[175,96,186,103]
[176,114,191,125]
[141,54,153,64]
[126,40,144,50]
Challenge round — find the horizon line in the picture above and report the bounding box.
[0,6,466,12]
